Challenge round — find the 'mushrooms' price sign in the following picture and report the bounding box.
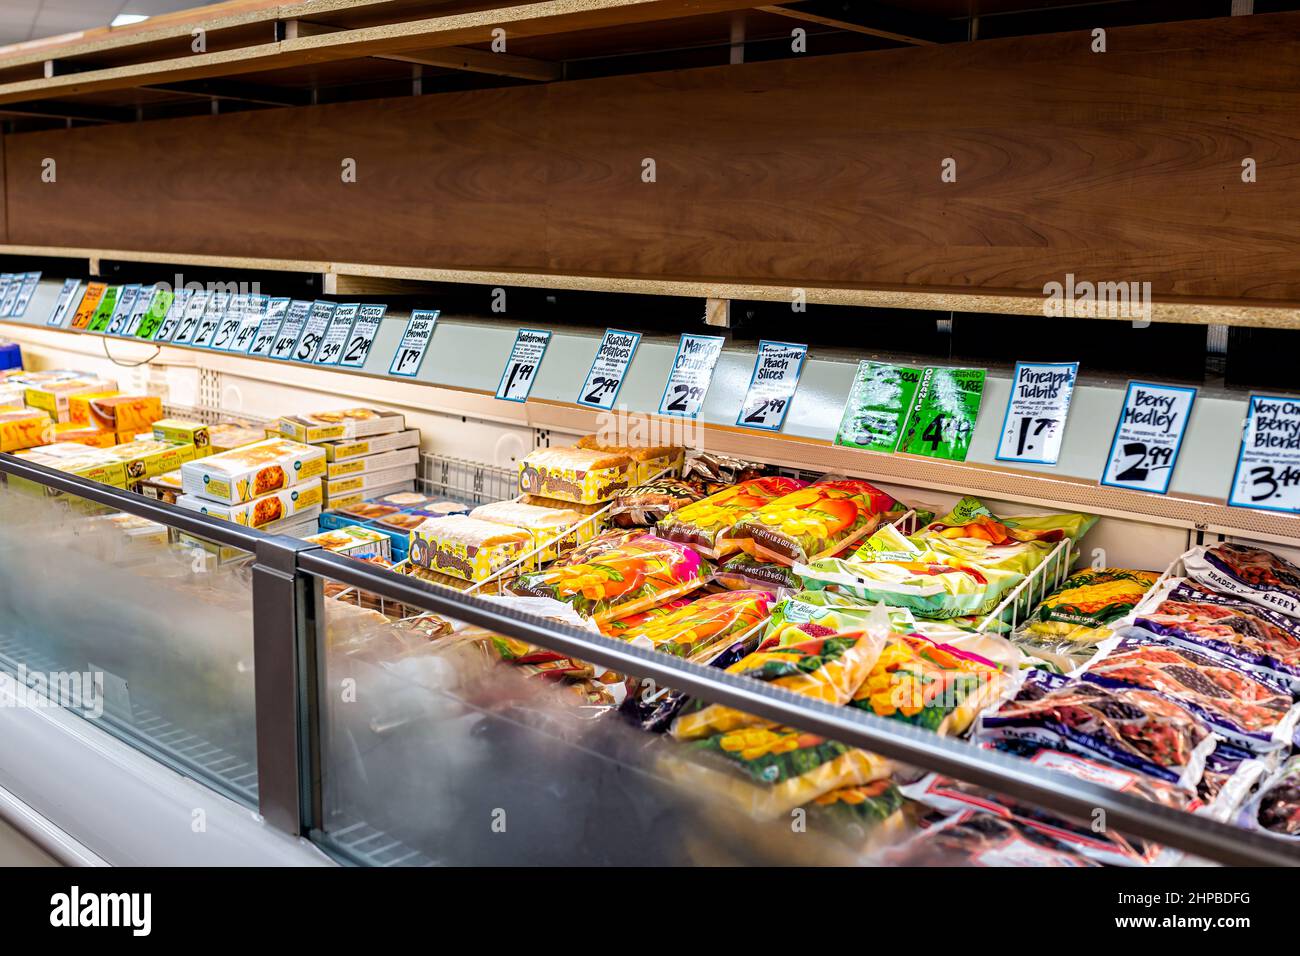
[496,328,551,402]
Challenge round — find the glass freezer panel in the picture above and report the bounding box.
[0,476,259,807]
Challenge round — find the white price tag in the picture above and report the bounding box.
[249,297,290,356]
[46,279,82,328]
[495,328,551,402]
[121,285,157,337]
[0,274,19,315]
[192,292,229,348]
[736,340,807,432]
[269,300,312,359]
[1101,381,1197,494]
[153,288,192,342]
[658,333,723,419]
[170,290,210,345]
[995,361,1079,465]
[577,329,641,409]
[314,302,358,365]
[1229,395,1300,514]
[105,284,141,336]
[11,272,41,318]
[339,303,385,368]
[229,294,266,352]
[293,300,335,362]
[389,309,438,376]
[211,293,246,349]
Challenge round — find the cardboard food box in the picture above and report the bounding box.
[105,439,197,482]
[134,468,185,504]
[176,479,323,530]
[51,422,118,448]
[85,395,164,435]
[323,463,418,499]
[322,428,420,462]
[0,409,54,451]
[517,446,634,505]
[576,435,686,484]
[23,377,118,422]
[179,513,321,567]
[152,418,212,455]
[181,437,326,504]
[305,524,393,560]
[325,446,419,478]
[408,514,531,582]
[208,423,266,454]
[276,408,406,445]
[469,500,587,564]
[322,479,416,512]
[67,391,120,425]
[13,443,129,487]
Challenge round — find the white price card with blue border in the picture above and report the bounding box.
[170,290,209,345]
[658,333,724,419]
[314,302,358,366]
[210,293,245,350]
[269,300,312,359]
[192,292,230,348]
[153,288,192,342]
[736,340,807,432]
[11,272,41,318]
[230,294,267,352]
[104,284,141,336]
[293,300,336,363]
[1228,394,1300,515]
[248,297,290,356]
[577,329,641,409]
[495,328,551,402]
[1100,381,1197,494]
[46,279,82,328]
[339,303,385,368]
[389,309,438,377]
[121,284,157,337]
[0,274,19,315]
[995,361,1079,465]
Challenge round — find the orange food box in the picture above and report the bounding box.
[86,395,164,434]
[0,410,53,452]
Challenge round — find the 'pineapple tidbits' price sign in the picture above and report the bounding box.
[389,309,439,377]
[1229,395,1300,514]
[577,329,641,409]
[496,328,551,402]
[835,361,922,452]
[1100,381,1197,494]
[995,361,1079,466]
[339,303,385,368]
[736,340,807,432]
[658,333,724,419]
[898,367,986,462]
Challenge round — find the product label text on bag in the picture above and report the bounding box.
[578,329,641,409]
[737,340,807,431]
[1230,395,1300,514]
[496,328,551,402]
[1101,381,1196,494]
[658,333,723,419]
[995,361,1079,465]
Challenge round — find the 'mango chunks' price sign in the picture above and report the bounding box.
[737,340,807,431]
[1101,381,1197,494]
[658,333,723,419]
[1230,395,1300,514]
[577,329,641,409]
[898,367,986,462]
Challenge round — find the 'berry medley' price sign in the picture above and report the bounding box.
[835,361,922,452]
[1101,381,1197,494]
[736,340,807,432]
[389,309,439,376]
[658,333,723,419]
[1229,395,1300,514]
[995,361,1079,466]
[339,303,385,368]
[269,300,312,359]
[578,329,641,409]
[46,279,82,328]
[314,302,358,365]
[496,328,551,402]
[898,367,986,461]
[249,297,290,356]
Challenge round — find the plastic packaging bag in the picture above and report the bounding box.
[883,811,1099,867]
[763,591,920,645]
[656,476,807,559]
[510,532,711,623]
[1237,754,1300,839]
[611,589,774,659]
[797,553,1025,620]
[1014,567,1160,671]
[715,552,805,594]
[730,477,901,566]
[1183,542,1300,619]
[607,476,706,528]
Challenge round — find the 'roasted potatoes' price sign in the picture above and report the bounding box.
[995,361,1079,466]
[1229,394,1300,514]
[835,360,922,453]
[46,278,82,328]
[898,366,985,462]
[1100,381,1197,494]
[248,297,290,356]
[658,333,723,419]
[496,328,551,402]
[389,309,439,377]
[736,340,807,432]
[577,328,641,409]
[269,299,312,359]
[339,303,385,368]
[314,302,359,365]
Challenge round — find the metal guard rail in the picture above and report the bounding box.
[2,451,1298,867]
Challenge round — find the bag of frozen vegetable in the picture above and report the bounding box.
[656,475,806,559]
[1125,578,1300,690]
[660,727,892,820]
[883,811,1099,867]
[510,533,711,623]
[1080,637,1300,754]
[597,598,694,638]
[729,477,902,566]
[904,496,1096,577]
[1182,542,1300,618]
[1237,754,1300,839]
[849,631,1013,735]
[715,552,805,595]
[613,589,774,659]
[976,669,1217,790]
[797,553,1025,620]
[763,590,920,645]
[1013,567,1160,671]
[619,630,763,734]
[669,608,892,740]
[806,779,910,849]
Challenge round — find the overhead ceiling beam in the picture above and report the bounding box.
[282,19,562,82]
[0,100,133,123]
[141,78,313,107]
[758,1,963,46]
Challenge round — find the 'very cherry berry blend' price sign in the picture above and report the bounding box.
[1229,394,1300,514]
